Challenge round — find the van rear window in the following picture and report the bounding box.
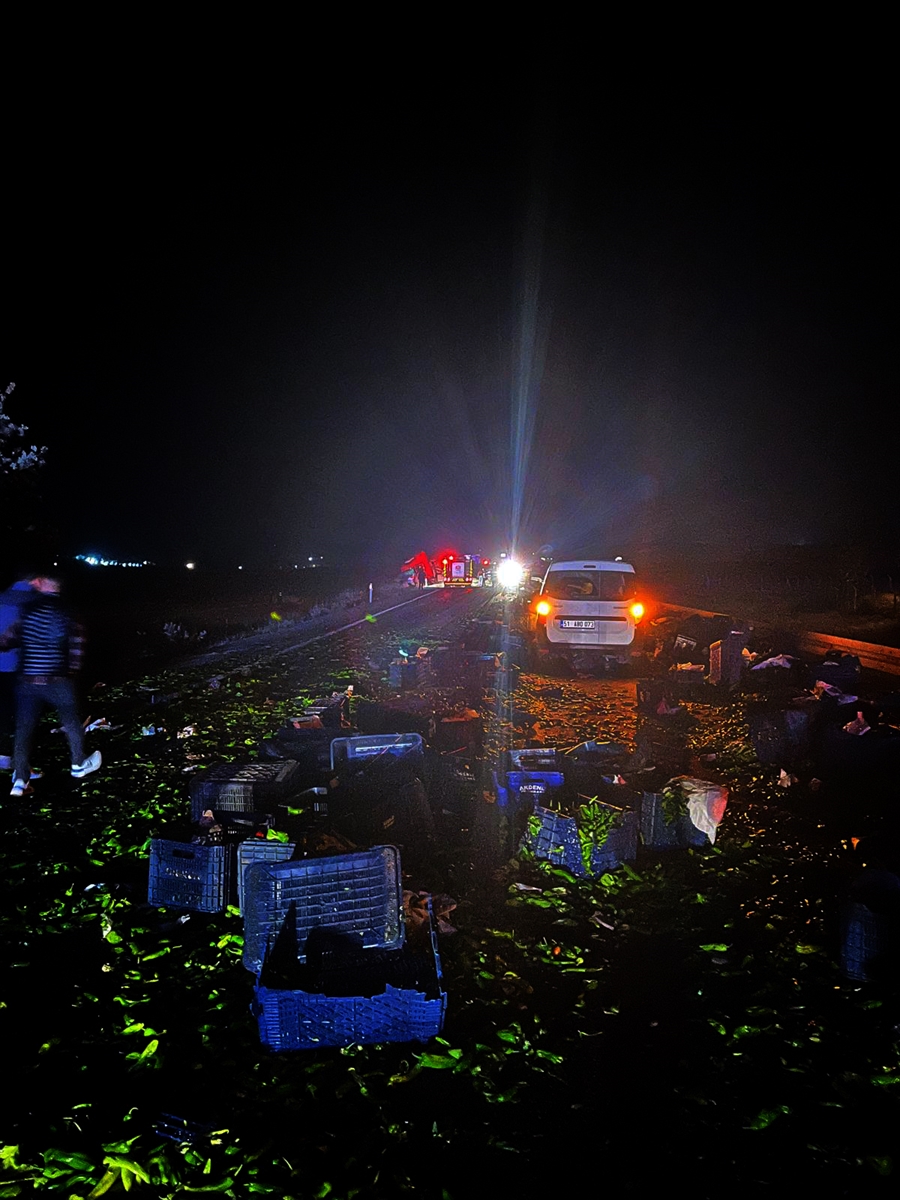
[543,571,636,601]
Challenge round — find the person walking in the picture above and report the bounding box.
[0,573,36,772]
[0,570,100,796]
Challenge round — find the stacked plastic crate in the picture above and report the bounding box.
[148,759,303,914]
[145,734,448,1049]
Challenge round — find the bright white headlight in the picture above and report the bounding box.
[496,559,524,589]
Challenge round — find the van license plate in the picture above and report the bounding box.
[560,620,595,629]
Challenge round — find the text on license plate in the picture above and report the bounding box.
[560,619,595,629]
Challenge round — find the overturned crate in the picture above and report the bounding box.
[639,791,710,850]
[304,692,351,727]
[260,721,346,772]
[508,747,560,771]
[243,846,446,1050]
[190,759,301,823]
[521,801,638,878]
[330,732,425,775]
[148,839,235,913]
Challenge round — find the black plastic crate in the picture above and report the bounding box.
[748,706,811,766]
[807,654,861,691]
[431,648,499,687]
[388,660,420,689]
[508,746,559,771]
[430,752,481,826]
[148,839,234,912]
[353,696,435,738]
[262,724,344,772]
[329,735,430,843]
[432,712,483,755]
[304,694,350,727]
[331,778,435,847]
[190,760,301,821]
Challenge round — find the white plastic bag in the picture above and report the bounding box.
[667,776,729,844]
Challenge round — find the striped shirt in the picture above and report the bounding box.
[20,597,84,676]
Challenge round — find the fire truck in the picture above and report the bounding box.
[435,553,489,587]
[400,551,491,588]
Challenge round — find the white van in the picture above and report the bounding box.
[528,559,645,667]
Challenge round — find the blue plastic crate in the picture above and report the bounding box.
[330,733,425,773]
[639,791,709,850]
[251,910,446,1051]
[190,760,301,821]
[495,770,565,811]
[236,839,296,914]
[148,839,234,913]
[242,847,404,975]
[840,901,891,982]
[522,804,638,877]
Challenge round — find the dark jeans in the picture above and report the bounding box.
[0,671,15,758]
[14,676,85,781]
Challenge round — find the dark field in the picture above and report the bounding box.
[56,565,378,684]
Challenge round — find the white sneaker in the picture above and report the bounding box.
[71,751,102,779]
[10,778,30,797]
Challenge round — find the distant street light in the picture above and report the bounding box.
[185,562,195,570]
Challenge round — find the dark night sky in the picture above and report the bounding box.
[5,58,894,570]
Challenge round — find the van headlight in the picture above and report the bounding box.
[496,559,524,589]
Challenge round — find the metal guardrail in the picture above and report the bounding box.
[796,631,900,676]
[659,602,900,678]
